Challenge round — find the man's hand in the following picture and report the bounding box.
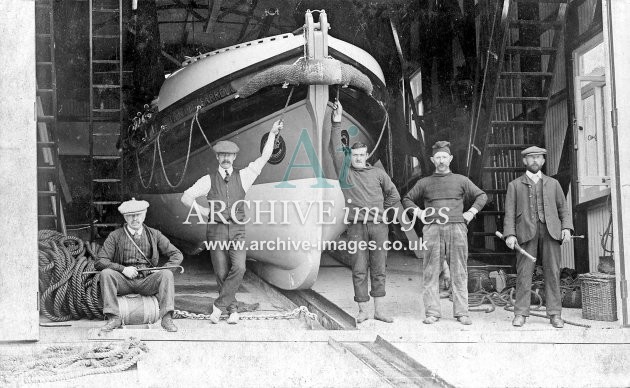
[561,229,571,244]
[122,266,138,279]
[462,211,474,224]
[271,120,283,135]
[505,236,517,250]
[200,206,210,218]
[332,100,343,123]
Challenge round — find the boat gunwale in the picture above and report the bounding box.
[133,50,387,154]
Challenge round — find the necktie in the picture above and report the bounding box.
[224,169,230,183]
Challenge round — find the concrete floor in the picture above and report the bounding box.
[2,251,630,387]
[313,251,630,387]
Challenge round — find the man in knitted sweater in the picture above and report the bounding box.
[402,141,487,325]
[332,101,400,323]
[96,198,183,332]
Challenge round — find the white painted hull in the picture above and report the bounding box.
[129,12,386,290]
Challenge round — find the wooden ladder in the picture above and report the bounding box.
[36,0,66,233]
[466,0,567,262]
[88,0,126,240]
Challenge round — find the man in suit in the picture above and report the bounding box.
[503,146,573,328]
[96,198,184,332]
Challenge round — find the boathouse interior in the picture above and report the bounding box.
[37,0,607,274]
[2,0,628,383]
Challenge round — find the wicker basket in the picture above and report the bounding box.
[579,273,617,321]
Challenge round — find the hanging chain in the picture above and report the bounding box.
[172,306,317,321]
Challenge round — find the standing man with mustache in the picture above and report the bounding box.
[181,120,282,324]
[503,146,573,328]
[331,101,400,323]
[402,141,487,325]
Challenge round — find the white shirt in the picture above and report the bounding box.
[126,225,143,236]
[526,170,542,184]
[181,132,277,213]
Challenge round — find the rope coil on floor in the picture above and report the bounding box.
[38,230,104,322]
[0,337,148,385]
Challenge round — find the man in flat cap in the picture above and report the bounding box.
[402,141,487,325]
[331,101,400,323]
[96,198,183,332]
[503,146,573,328]
[181,120,282,324]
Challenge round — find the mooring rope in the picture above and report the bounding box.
[38,230,104,322]
[0,337,148,385]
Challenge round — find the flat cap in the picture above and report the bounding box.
[118,198,149,215]
[432,140,451,156]
[212,140,239,154]
[521,146,547,157]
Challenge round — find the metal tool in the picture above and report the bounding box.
[495,231,536,262]
[570,235,585,239]
[83,265,184,275]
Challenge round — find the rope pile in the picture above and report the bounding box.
[38,230,103,322]
[0,337,147,385]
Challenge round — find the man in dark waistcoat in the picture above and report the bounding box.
[96,198,184,332]
[503,146,573,328]
[181,120,282,324]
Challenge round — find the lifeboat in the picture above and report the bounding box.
[127,10,388,290]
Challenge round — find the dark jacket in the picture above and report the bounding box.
[503,174,573,243]
[95,225,183,272]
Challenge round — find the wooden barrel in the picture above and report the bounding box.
[117,294,160,325]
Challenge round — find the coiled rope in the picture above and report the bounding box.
[0,337,147,385]
[38,230,103,322]
[462,280,591,328]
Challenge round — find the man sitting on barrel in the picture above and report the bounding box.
[96,198,183,332]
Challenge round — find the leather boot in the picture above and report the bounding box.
[373,297,393,323]
[512,315,526,327]
[161,312,178,332]
[100,315,122,332]
[550,315,564,328]
[356,302,370,323]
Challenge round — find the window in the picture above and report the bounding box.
[573,34,611,203]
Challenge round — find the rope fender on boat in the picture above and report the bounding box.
[235,57,374,99]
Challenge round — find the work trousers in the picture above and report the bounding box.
[422,223,469,318]
[100,268,174,318]
[515,221,562,317]
[207,223,246,313]
[347,222,389,303]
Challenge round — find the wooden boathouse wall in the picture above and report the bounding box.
[540,1,575,268]
[564,0,607,272]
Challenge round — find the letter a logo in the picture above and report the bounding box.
[276,129,334,188]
